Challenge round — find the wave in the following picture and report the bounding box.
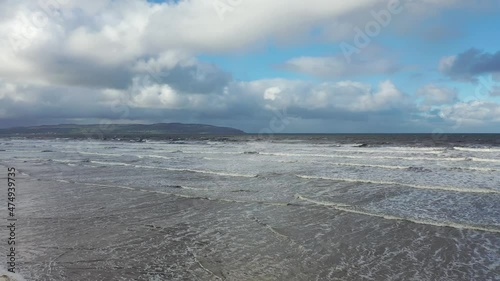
[166,185,254,193]
[446,166,498,172]
[170,185,213,191]
[294,195,351,208]
[18,171,31,177]
[76,150,244,157]
[85,160,256,178]
[66,148,500,164]
[325,163,436,172]
[203,157,229,161]
[200,157,496,173]
[296,175,500,194]
[139,155,174,160]
[90,161,132,166]
[364,146,444,152]
[261,152,498,163]
[200,158,492,175]
[327,162,409,170]
[56,179,71,183]
[316,148,444,155]
[52,159,80,164]
[296,195,500,234]
[72,152,175,161]
[469,157,500,163]
[73,182,136,190]
[182,151,241,155]
[454,147,500,153]
[75,151,124,157]
[133,165,257,178]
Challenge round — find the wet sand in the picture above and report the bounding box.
[1,171,499,280]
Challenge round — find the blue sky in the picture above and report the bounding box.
[0,0,499,132]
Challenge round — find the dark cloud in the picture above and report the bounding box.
[440,48,500,81]
[157,63,232,94]
[47,60,133,89]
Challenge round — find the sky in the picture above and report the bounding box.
[0,0,499,133]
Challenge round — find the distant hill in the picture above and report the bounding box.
[0,123,246,139]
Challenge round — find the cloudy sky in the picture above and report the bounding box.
[0,0,499,133]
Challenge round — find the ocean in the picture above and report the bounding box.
[0,135,499,280]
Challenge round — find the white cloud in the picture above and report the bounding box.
[416,84,458,108]
[282,55,399,78]
[439,101,500,126]
[0,0,472,87]
[263,87,282,101]
[131,83,181,109]
[233,79,411,113]
[0,0,496,132]
[0,76,411,123]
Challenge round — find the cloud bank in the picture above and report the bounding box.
[0,0,499,132]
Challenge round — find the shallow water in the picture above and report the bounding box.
[0,137,499,280]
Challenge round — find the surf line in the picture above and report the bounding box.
[86,161,257,178]
[137,166,257,178]
[296,175,500,194]
[261,152,497,163]
[296,195,500,234]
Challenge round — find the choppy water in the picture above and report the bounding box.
[0,136,499,280]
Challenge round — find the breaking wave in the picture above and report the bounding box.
[296,195,500,234]
[296,175,500,194]
[453,147,500,153]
